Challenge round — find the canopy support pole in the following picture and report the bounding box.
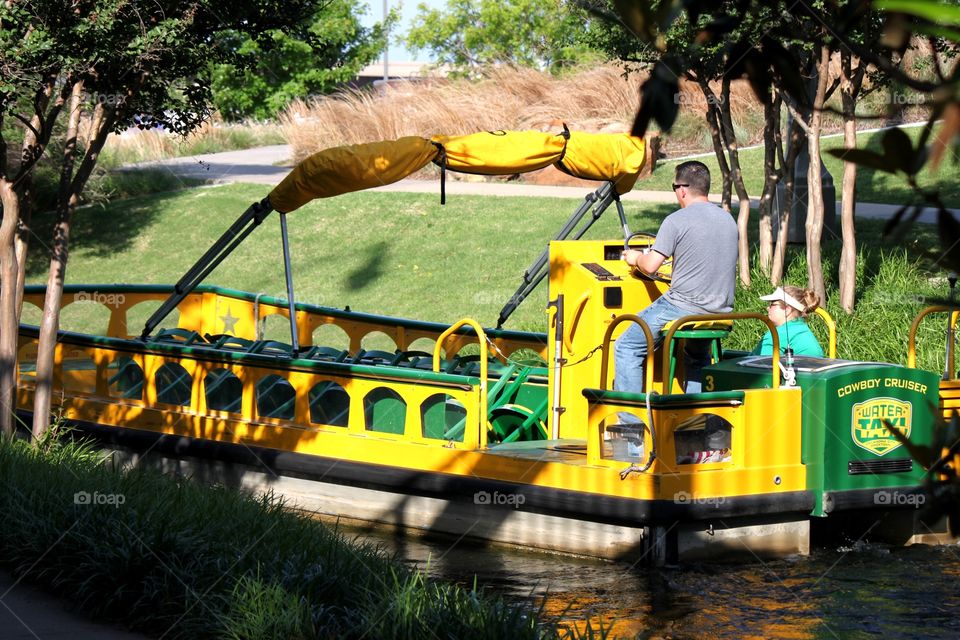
[279,212,301,353]
[141,198,274,340]
[495,181,619,329]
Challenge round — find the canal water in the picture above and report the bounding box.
[347,528,960,638]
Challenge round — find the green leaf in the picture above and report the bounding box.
[826,147,899,173]
[881,127,917,175]
[632,59,680,136]
[938,206,960,274]
[876,0,960,26]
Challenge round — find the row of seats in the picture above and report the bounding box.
[148,328,545,379]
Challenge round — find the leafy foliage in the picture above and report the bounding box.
[210,0,386,121]
[404,0,605,75]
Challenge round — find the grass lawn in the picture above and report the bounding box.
[23,182,955,372]
[640,125,960,208]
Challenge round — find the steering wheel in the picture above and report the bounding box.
[624,232,672,283]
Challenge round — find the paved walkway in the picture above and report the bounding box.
[0,571,146,639]
[130,144,949,223]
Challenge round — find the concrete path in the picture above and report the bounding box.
[0,571,146,639]
[129,144,948,224]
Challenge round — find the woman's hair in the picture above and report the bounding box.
[784,285,820,316]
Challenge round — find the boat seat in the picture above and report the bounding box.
[247,340,293,356]
[661,319,733,391]
[156,368,192,406]
[205,334,256,351]
[352,349,397,365]
[305,346,350,363]
[108,358,144,399]
[393,350,434,367]
[204,370,242,413]
[155,328,205,345]
[257,377,296,419]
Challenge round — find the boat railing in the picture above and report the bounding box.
[599,314,655,396]
[16,329,489,450]
[22,285,548,367]
[908,305,959,377]
[434,318,492,448]
[811,307,837,358]
[661,313,781,391]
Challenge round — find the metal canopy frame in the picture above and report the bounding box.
[142,179,631,349]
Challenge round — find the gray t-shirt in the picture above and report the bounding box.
[651,200,738,313]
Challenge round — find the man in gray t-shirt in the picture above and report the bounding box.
[615,161,738,397]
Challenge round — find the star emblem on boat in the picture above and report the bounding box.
[220,309,239,334]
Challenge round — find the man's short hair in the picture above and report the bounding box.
[675,161,710,196]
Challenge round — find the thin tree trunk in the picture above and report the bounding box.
[839,51,864,314]
[14,176,32,319]
[14,106,47,320]
[758,92,780,274]
[0,179,21,436]
[806,43,830,305]
[771,121,804,285]
[32,81,84,438]
[696,77,733,210]
[718,77,751,287]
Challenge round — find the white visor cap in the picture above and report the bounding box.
[760,287,805,313]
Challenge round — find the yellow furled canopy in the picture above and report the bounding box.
[557,131,646,194]
[269,136,439,213]
[430,130,568,175]
[268,128,648,213]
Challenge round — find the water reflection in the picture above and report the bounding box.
[340,526,960,639]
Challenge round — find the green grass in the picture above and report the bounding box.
[0,431,607,639]
[21,183,955,372]
[641,125,960,208]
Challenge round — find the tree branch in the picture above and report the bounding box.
[10,113,40,144]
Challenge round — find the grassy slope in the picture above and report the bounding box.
[640,125,960,208]
[23,183,951,372]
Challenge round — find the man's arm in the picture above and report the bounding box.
[623,249,667,276]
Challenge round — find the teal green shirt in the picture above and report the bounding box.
[752,319,824,357]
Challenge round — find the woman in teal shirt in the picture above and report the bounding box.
[752,285,825,357]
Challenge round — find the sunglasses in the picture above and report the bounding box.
[767,301,787,309]
[672,183,689,191]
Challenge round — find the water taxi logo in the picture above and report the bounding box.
[851,397,912,456]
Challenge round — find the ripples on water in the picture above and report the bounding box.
[348,528,960,639]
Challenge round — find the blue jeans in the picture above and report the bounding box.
[613,296,712,403]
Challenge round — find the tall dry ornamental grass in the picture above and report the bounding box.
[281,65,640,162]
[279,64,766,163]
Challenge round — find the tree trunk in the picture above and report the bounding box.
[696,78,733,210]
[839,51,863,314]
[758,92,780,274]
[32,81,84,438]
[805,44,830,305]
[718,77,751,287]
[0,179,21,436]
[14,177,32,319]
[771,121,805,285]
